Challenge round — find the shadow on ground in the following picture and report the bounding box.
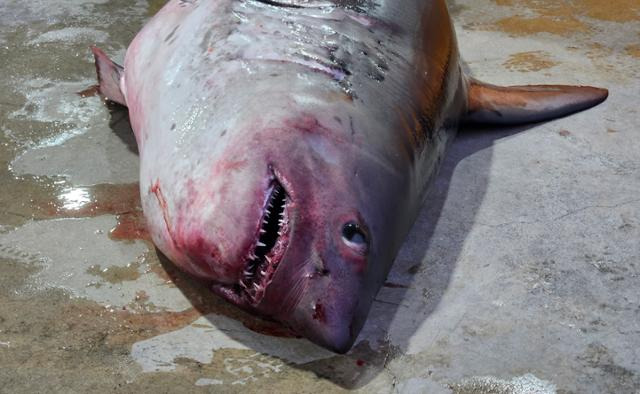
[292,123,537,389]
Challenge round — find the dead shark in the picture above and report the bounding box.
[91,0,607,353]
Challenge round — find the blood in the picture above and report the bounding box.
[356,359,365,367]
[32,181,300,339]
[36,182,149,242]
[110,211,150,242]
[44,183,140,217]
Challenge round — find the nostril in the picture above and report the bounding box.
[317,268,330,276]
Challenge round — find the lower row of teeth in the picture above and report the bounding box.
[240,280,264,293]
[240,183,286,299]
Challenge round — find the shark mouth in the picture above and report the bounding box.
[239,176,290,305]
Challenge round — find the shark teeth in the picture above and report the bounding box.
[239,179,289,304]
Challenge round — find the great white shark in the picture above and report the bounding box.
[91,0,608,353]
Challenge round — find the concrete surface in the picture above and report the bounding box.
[0,0,638,393]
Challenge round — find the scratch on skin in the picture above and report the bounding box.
[150,180,176,246]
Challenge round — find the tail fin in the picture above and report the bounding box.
[464,77,608,125]
[91,46,127,106]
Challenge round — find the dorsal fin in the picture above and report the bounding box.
[464,77,608,125]
[91,46,127,106]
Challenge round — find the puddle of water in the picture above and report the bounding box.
[13,181,149,243]
[87,261,142,284]
[42,183,143,222]
[7,79,103,148]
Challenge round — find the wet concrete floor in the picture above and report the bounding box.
[0,0,639,393]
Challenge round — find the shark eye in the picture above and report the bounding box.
[342,222,368,249]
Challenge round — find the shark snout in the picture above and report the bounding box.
[304,298,363,354]
[265,245,372,353]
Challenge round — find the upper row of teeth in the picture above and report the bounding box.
[240,185,286,295]
[264,185,282,211]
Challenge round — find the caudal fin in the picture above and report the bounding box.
[464,77,608,125]
[91,46,127,106]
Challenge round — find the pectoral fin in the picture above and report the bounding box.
[91,46,127,106]
[464,77,608,125]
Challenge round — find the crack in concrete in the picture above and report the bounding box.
[373,298,409,308]
[472,198,640,229]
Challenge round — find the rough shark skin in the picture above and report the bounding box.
[91,0,607,353]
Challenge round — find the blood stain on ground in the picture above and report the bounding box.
[32,182,150,242]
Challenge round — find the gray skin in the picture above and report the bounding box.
[92,0,607,352]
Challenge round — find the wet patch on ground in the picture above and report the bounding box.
[454,0,640,83]
[489,0,639,36]
[502,51,557,72]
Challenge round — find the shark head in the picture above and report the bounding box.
[200,113,409,353]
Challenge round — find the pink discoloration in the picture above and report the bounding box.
[211,159,248,176]
[111,211,150,242]
[180,234,219,277]
[150,180,226,279]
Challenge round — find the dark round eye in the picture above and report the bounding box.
[342,222,368,246]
